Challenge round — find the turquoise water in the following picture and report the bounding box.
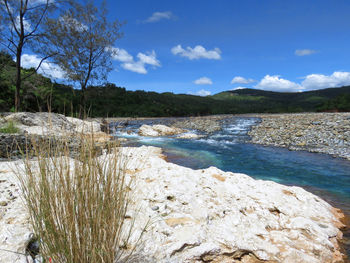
[114,117,350,256]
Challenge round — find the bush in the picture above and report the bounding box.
[18,136,144,262]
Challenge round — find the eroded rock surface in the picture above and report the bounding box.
[0,113,111,159]
[0,146,346,262]
[138,124,185,137]
[3,112,101,136]
[121,147,346,262]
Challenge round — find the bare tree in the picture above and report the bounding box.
[44,0,122,117]
[0,0,56,111]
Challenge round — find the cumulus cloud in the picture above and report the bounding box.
[137,51,161,67]
[144,11,174,23]
[301,72,350,90]
[122,62,148,74]
[171,45,221,60]
[188,89,212,96]
[21,54,65,79]
[109,47,161,74]
[194,77,213,85]
[108,47,133,63]
[295,49,317,56]
[231,76,255,84]
[255,75,303,92]
[254,71,350,92]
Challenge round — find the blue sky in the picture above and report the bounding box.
[21,0,350,95]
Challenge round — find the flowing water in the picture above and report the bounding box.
[112,117,350,257]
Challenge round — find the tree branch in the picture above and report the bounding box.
[21,53,57,81]
[3,0,20,36]
[0,40,16,55]
[25,0,49,38]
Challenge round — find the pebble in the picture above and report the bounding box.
[249,113,350,160]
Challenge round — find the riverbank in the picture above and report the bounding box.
[0,112,348,262]
[0,145,347,262]
[248,113,350,161]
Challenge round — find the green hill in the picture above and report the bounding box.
[1,51,349,117]
[211,87,350,113]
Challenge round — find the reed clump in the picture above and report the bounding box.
[18,134,140,262]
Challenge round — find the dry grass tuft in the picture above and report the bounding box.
[17,134,143,262]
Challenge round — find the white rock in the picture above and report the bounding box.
[117,146,345,263]
[3,112,102,136]
[66,117,101,133]
[0,146,345,263]
[138,124,185,137]
[176,133,201,139]
[0,161,33,263]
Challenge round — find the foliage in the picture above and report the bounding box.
[17,136,143,262]
[0,120,19,133]
[0,0,56,111]
[1,51,350,116]
[43,0,122,115]
[317,93,350,112]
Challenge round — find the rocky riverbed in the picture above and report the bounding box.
[248,113,350,161]
[0,112,348,262]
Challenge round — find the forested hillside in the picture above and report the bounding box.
[1,52,349,117]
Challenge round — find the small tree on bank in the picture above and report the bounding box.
[44,0,122,117]
[0,0,56,112]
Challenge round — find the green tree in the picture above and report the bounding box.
[0,0,56,111]
[44,0,122,117]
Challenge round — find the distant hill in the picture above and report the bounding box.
[211,87,350,113]
[1,51,349,117]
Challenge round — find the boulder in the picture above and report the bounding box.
[138,124,185,137]
[3,112,103,137]
[5,112,72,129]
[119,146,345,263]
[66,117,101,133]
[176,133,201,139]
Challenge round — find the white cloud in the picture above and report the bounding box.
[137,50,160,66]
[144,11,174,23]
[248,71,350,92]
[295,49,317,56]
[231,76,255,84]
[21,54,65,79]
[301,71,350,90]
[122,62,147,74]
[110,48,161,74]
[194,77,213,85]
[171,45,221,60]
[107,47,133,63]
[188,89,212,96]
[231,86,246,90]
[255,75,303,92]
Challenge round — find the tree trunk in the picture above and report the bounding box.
[15,47,22,112]
[80,85,86,119]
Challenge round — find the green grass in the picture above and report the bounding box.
[0,121,19,133]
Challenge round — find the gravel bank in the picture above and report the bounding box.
[248,113,350,160]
